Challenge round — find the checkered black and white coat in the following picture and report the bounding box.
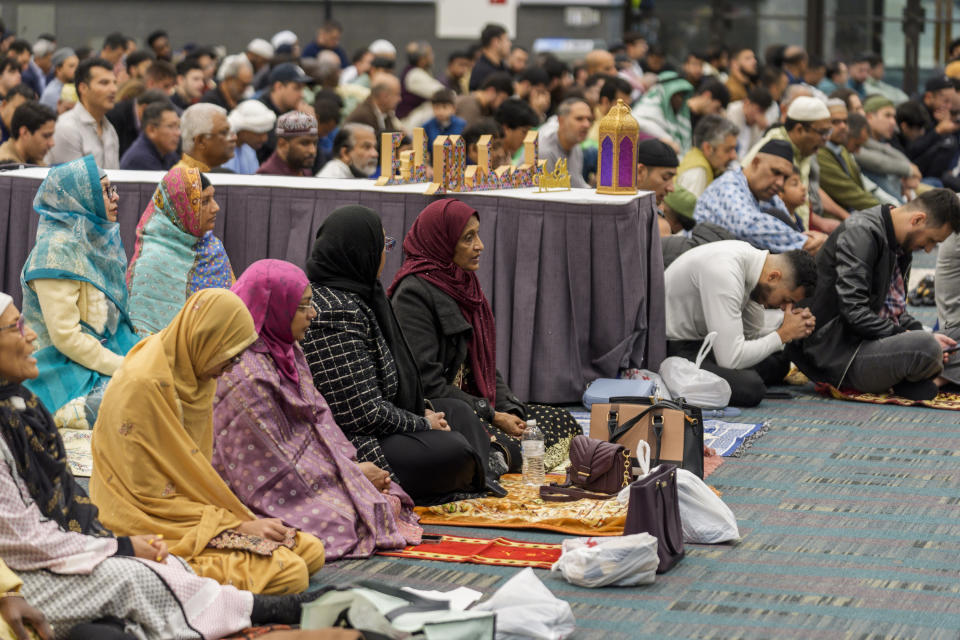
[300,285,430,474]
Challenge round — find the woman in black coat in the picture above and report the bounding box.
[389,198,582,472]
[300,205,504,505]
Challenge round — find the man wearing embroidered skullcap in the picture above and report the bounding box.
[696,139,828,254]
[257,111,318,176]
[223,100,276,174]
[742,95,833,233]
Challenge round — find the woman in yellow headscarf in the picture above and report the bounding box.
[90,288,325,595]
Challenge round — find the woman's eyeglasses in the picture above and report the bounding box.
[384,236,397,252]
[102,185,119,198]
[0,316,25,337]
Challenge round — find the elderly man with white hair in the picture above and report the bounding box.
[173,102,236,172]
[223,100,276,174]
[199,54,253,111]
[317,122,379,178]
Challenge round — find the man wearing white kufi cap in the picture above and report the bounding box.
[743,95,833,231]
[368,39,397,61]
[246,39,274,94]
[222,100,277,174]
[271,30,298,53]
[247,38,274,70]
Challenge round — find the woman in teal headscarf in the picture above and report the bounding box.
[126,166,234,336]
[20,154,139,429]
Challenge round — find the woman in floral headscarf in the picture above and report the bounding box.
[126,166,233,336]
[20,155,139,430]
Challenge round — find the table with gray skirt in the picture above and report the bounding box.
[0,170,665,403]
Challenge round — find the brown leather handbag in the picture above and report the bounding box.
[539,435,634,501]
[590,397,704,478]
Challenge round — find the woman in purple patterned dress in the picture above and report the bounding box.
[212,259,422,560]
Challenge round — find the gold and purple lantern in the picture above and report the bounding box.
[596,99,639,195]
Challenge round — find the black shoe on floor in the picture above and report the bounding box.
[485,477,508,497]
[892,379,939,401]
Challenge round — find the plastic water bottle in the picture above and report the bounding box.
[521,419,545,486]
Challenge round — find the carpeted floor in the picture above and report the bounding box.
[313,384,960,638]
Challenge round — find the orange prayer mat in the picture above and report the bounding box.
[414,473,627,536]
[816,383,960,410]
[378,534,563,569]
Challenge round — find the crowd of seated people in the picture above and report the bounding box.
[5,17,960,639]
[5,152,587,636]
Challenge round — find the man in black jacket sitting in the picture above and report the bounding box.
[789,189,960,400]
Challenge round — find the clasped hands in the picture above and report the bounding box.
[777,303,816,343]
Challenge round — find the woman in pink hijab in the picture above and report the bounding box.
[212,259,422,560]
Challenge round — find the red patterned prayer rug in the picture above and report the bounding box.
[816,383,960,410]
[378,534,562,569]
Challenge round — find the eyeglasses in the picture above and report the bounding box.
[102,185,118,198]
[384,236,397,252]
[297,303,313,312]
[0,316,24,337]
[806,124,833,138]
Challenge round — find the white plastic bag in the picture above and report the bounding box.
[551,534,659,588]
[474,567,575,640]
[676,468,740,543]
[659,332,732,408]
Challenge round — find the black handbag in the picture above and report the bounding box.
[624,463,684,573]
[590,396,704,478]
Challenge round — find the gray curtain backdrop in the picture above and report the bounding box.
[1,175,665,403]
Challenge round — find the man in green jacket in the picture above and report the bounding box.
[817,98,880,214]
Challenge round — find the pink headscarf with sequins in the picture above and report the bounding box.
[231,259,310,385]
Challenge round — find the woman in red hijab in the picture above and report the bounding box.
[389,198,582,472]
